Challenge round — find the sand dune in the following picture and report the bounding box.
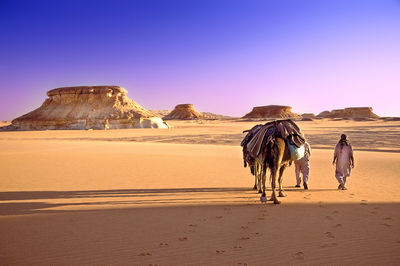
[1,120,399,265]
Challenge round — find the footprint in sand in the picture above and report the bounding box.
[148,264,158,266]
[138,252,152,256]
[304,196,311,200]
[188,224,198,227]
[216,250,226,254]
[332,210,339,214]
[374,207,380,210]
[178,237,188,241]
[216,216,223,219]
[325,216,334,220]
[370,211,377,215]
[382,223,392,227]
[325,232,335,238]
[237,263,248,265]
[159,242,169,247]
[239,237,250,241]
[257,217,265,220]
[334,224,343,228]
[360,202,368,206]
[293,251,305,260]
[241,226,248,229]
[383,217,392,221]
[233,245,243,250]
[320,243,338,248]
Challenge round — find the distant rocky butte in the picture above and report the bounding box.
[163,104,206,120]
[242,105,301,119]
[301,113,315,119]
[5,86,169,130]
[317,107,379,119]
[152,109,235,120]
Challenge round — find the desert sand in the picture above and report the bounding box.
[1,119,399,265]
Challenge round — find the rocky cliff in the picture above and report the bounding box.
[242,105,301,119]
[163,104,205,120]
[318,107,379,119]
[6,86,169,130]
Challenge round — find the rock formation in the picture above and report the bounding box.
[301,113,315,119]
[152,109,235,120]
[163,104,205,120]
[316,111,331,118]
[242,105,301,119]
[6,86,169,130]
[318,107,379,119]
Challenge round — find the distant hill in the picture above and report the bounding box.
[151,110,236,120]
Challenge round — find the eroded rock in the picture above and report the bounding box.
[242,105,301,119]
[6,86,169,130]
[163,104,205,120]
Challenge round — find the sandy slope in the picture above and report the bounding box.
[0,120,400,265]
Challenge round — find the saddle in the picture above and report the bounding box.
[244,119,305,158]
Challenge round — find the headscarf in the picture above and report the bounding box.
[338,134,350,146]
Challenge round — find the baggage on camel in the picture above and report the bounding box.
[245,119,306,159]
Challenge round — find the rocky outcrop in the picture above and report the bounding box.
[153,109,235,120]
[316,111,331,118]
[301,113,315,119]
[319,107,379,119]
[5,86,169,130]
[0,121,11,128]
[242,105,301,119]
[163,104,205,120]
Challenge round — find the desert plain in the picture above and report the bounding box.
[0,119,400,265]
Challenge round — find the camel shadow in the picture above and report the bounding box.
[0,187,346,216]
[0,187,254,215]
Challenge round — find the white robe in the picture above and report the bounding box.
[334,143,353,183]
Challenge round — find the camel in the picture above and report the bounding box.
[241,124,264,191]
[259,137,292,204]
[242,119,305,204]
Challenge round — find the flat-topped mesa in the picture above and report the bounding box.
[8,85,169,130]
[242,105,301,119]
[326,107,379,119]
[163,104,205,120]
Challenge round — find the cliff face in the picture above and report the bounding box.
[242,105,301,119]
[327,107,379,119]
[317,107,379,119]
[163,104,205,120]
[8,86,169,130]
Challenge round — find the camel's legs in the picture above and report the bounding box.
[252,165,258,190]
[260,164,267,197]
[278,165,287,197]
[257,163,263,193]
[270,167,280,204]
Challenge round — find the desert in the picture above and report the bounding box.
[1,118,400,265]
[2,1,400,265]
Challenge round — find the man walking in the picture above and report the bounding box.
[295,141,311,190]
[333,134,354,190]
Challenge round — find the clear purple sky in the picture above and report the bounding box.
[1,0,399,120]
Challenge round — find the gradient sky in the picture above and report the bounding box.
[1,0,399,120]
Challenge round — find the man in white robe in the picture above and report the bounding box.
[333,134,354,190]
[294,141,311,190]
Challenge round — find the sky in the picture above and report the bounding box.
[0,0,399,120]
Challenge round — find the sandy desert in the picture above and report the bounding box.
[1,119,399,265]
